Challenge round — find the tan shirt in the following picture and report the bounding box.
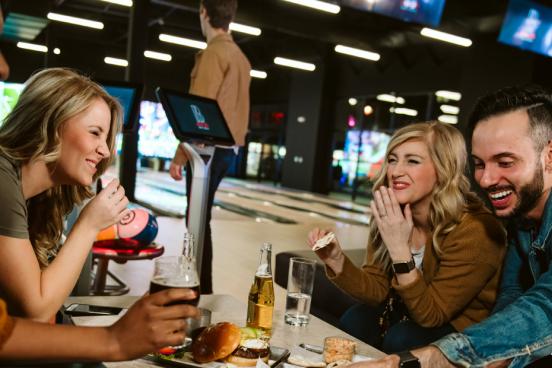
[328,206,507,332]
[190,33,251,147]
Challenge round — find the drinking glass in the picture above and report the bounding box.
[149,255,200,306]
[284,257,316,326]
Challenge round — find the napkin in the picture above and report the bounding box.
[287,345,325,367]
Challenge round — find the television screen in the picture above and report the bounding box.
[341,0,446,27]
[0,82,25,126]
[102,82,142,131]
[340,130,390,185]
[138,100,180,159]
[156,88,235,146]
[499,0,552,58]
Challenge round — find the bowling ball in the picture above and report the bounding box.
[118,208,159,245]
[95,208,158,248]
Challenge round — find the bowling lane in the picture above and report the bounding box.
[219,183,371,226]
[222,178,370,214]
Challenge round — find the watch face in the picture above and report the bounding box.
[393,262,413,274]
[400,360,421,368]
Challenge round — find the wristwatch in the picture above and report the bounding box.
[392,257,416,274]
[397,350,420,368]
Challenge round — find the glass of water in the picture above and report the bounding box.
[284,257,317,326]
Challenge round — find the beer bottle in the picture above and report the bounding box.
[246,242,274,336]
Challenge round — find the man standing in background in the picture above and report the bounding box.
[169,0,251,294]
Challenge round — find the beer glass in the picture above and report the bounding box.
[149,255,200,306]
[150,233,200,305]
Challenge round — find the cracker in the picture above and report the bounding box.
[313,232,336,251]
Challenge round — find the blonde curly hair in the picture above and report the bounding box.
[0,68,122,267]
[368,121,482,273]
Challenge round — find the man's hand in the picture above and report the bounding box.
[170,144,189,181]
[347,354,400,368]
[346,346,456,368]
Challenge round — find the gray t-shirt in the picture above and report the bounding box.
[0,156,29,239]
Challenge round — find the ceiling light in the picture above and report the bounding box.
[363,105,373,116]
[53,48,61,55]
[438,114,458,124]
[101,0,133,6]
[47,12,104,30]
[390,107,418,116]
[159,33,206,49]
[436,90,462,101]
[282,0,340,14]
[377,94,405,104]
[144,50,172,61]
[348,98,358,106]
[274,57,316,71]
[334,44,380,61]
[230,22,261,36]
[440,104,459,114]
[250,70,267,79]
[16,42,47,53]
[420,28,472,47]
[104,57,128,67]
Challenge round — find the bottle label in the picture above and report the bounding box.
[247,301,273,330]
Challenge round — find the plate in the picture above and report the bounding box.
[144,346,290,368]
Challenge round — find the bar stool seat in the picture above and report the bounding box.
[91,239,164,296]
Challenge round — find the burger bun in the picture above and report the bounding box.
[191,322,241,363]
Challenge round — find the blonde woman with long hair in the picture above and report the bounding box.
[308,122,506,353]
[0,68,197,328]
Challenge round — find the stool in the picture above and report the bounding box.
[91,239,165,296]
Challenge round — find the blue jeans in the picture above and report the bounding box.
[186,147,236,294]
[340,303,456,353]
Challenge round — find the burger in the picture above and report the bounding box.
[225,327,270,366]
[192,322,270,366]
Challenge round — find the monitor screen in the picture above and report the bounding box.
[341,0,446,27]
[156,88,235,146]
[341,130,390,185]
[138,100,180,159]
[101,81,143,131]
[499,0,552,58]
[0,82,25,126]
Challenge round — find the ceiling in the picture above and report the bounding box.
[0,0,540,102]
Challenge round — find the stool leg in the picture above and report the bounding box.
[92,258,109,295]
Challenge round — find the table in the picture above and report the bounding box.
[65,294,385,367]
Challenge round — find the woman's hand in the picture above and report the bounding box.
[79,179,130,233]
[307,228,345,273]
[370,186,413,262]
[107,288,200,361]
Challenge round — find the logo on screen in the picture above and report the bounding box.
[190,104,210,131]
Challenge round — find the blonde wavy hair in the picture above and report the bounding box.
[369,121,482,273]
[0,68,122,268]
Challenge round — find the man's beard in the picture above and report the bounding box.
[508,163,544,219]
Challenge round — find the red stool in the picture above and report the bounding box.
[91,239,165,296]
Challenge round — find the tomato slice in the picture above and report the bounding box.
[158,346,177,355]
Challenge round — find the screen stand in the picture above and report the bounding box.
[182,142,215,277]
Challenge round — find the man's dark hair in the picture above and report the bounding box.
[201,0,237,31]
[468,84,552,154]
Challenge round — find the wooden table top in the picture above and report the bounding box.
[65,294,385,367]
